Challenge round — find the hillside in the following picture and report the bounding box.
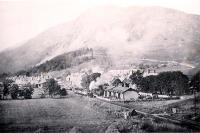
[0,6,200,73]
[15,48,94,75]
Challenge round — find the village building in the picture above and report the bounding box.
[8,73,52,98]
[66,72,85,88]
[104,86,139,101]
[143,69,158,77]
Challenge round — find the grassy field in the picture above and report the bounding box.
[0,92,198,133]
[0,93,125,133]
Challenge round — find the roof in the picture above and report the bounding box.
[122,78,132,84]
[106,86,135,93]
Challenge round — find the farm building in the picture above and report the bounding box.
[104,86,139,101]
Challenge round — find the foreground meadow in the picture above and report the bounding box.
[0,94,124,133]
[0,92,197,133]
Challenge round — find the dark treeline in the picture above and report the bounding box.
[190,71,200,92]
[1,79,34,100]
[14,48,94,76]
[129,70,198,96]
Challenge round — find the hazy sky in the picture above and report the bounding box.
[0,0,200,51]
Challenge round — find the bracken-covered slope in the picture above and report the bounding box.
[0,6,200,73]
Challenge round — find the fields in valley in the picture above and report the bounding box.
[0,93,125,133]
[0,92,198,133]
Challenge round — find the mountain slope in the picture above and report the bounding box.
[0,6,200,73]
[28,48,93,74]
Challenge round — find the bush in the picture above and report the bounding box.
[24,88,34,99]
[59,88,67,96]
[106,119,134,133]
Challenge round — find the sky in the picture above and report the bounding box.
[0,0,200,51]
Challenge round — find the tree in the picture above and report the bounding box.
[23,84,34,99]
[81,73,91,89]
[157,71,189,95]
[190,71,200,92]
[3,79,14,99]
[0,73,10,81]
[112,78,122,87]
[139,71,189,95]
[46,78,61,97]
[59,88,68,96]
[129,70,143,88]
[140,75,157,93]
[10,84,19,99]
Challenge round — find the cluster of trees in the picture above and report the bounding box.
[127,70,197,95]
[190,71,200,92]
[46,78,67,97]
[1,78,68,100]
[80,69,200,96]
[81,73,101,89]
[1,79,34,99]
[15,48,94,76]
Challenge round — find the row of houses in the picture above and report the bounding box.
[9,73,51,89]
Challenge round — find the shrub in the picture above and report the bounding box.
[40,93,45,98]
[24,87,34,99]
[10,84,19,99]
[59,88,67,96]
